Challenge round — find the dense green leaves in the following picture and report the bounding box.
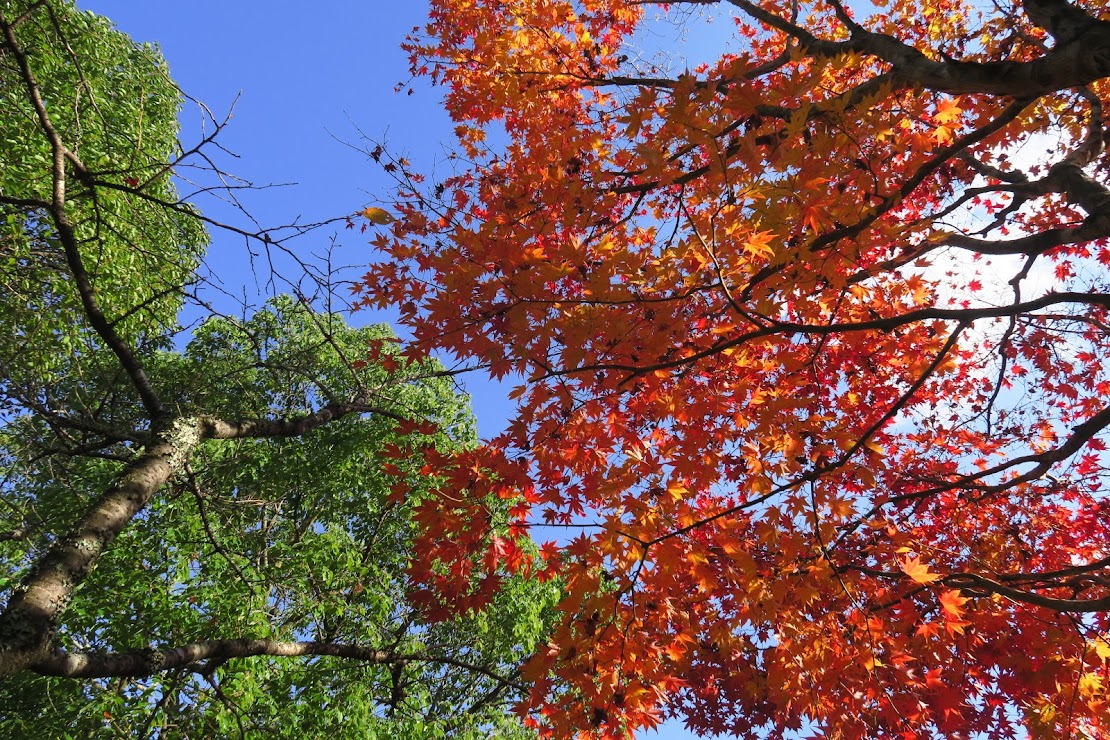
[0,2,555,736]
[1,302,556,737]
[0,0,205,378]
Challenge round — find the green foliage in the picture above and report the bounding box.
[0,297,557,737]
[0,2,556,736]
[0,0,206,385]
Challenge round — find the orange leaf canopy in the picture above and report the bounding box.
[357,0,1110,736]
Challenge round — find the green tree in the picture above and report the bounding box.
[0,1,554,736]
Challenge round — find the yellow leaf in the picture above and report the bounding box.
[1094,636,1110,661]
[664,641,687,661]
[864,439,885,456]
[742,230,776,259]
[901,555,941,584]
[361,207,396,225]
[1078,672,1104,698]
[934,97,963,125]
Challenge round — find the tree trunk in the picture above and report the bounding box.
[0,416,203,677]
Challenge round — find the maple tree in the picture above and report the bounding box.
[356,0,1110,736]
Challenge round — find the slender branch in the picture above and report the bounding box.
[843,563,1110,613]
[0,10,164,417]
[644,321,966,547]
[540,289,1110,379]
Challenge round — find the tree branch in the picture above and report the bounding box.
[725,0,1110,96]
[198,402,408,440]
[0,394,419,678]
[30,638,526,691]
[0,9,164,417]
[0,416,203,676]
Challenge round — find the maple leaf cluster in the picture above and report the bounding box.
[354,0,1110,736]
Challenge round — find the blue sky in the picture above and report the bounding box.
[77,3,732,737]
[79,0,522,434]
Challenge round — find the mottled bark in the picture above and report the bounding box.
[0,403,405,679]
[28,639,524,691]
[198,402,406,440]
[33,639,392,678]
[0,417,203,678]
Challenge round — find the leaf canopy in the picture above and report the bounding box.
[358,0,1110,736]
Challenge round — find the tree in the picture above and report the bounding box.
[358,0,1110,736]
[1,298,554,738]
[0,1,554,736]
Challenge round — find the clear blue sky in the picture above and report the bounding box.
[80,0,523,436]
[78,3,729,737]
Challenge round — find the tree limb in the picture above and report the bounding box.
[30,638,526,691]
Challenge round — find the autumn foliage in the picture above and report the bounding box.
[355,0,1110,736]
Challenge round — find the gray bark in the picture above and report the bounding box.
[0,417,203,677]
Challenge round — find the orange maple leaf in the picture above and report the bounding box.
[900,555,942,584]
[938,589,968,619]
